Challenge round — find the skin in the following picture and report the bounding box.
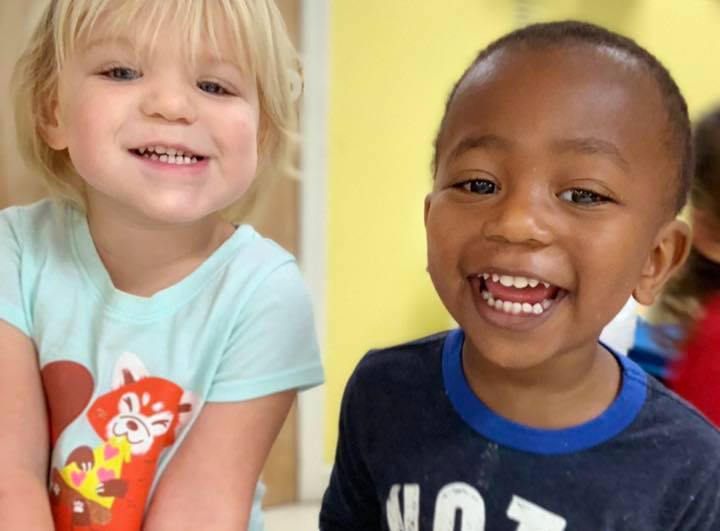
[0,322,54,530]
[43,17,260,295]
[425,43,690,429]
[23,14,297,531]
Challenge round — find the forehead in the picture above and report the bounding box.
[439,43,673,179]
[67,1,251,69]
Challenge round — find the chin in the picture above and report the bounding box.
[139,198,226,225]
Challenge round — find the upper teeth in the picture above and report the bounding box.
[481,273,549,289]
[137,145,200,164]
[138,146,198,158]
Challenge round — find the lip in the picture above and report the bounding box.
[468,275,568,331]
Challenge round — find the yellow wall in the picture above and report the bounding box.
[324,0,720,460]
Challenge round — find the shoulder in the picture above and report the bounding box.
[0,198,59,234]
[232,225,296,268]
[640,376,720,452]
[0,200,69,260]
[217,226,303,301]
[348,331,449,394]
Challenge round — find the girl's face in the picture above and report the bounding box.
[44,18,260,227]
[425,44,688,372]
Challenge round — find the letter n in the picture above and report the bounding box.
[386,484,420,531]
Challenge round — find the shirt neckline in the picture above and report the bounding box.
[68,205,252,320]
[442,328,647,455]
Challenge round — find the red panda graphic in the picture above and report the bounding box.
[45,353,195,531]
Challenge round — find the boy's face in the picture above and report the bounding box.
[426,44,689,370]
[43,15,259,226]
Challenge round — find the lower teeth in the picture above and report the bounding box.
[482,290,551,315]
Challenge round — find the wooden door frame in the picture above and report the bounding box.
[298,0,330,502]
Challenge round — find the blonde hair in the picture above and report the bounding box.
[12,0,300,221]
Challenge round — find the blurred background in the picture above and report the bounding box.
[3,1,720,529]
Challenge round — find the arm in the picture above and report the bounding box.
[145,258,322,530]
[143,390,296,531]
[0,320,53,530]
[320,368,382,530]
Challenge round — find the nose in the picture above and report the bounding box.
[140,79,198,124]
[482,186,553,247]
[127,420,139,431]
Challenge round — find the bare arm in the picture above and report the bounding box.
[143,390,296,531]
[0,320,53,529]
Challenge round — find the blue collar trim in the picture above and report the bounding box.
[442,328,647,455]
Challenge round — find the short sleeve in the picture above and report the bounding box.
[207,260,324,402]
[320,366,382,530]
[675,464,720,530]
[0,211,30,336]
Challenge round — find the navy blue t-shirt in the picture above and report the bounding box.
[320,329,720,530]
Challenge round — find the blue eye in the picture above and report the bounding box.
[198,81,231,96]
[455,179,497,194]
[102,67,140,81]
[559,188,609,205]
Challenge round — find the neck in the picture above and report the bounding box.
[86,203,235,297]
[462,341,621,429]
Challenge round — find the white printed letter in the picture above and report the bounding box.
[386,484,420,531]
[432,482,486,531]
[506,495,566,531]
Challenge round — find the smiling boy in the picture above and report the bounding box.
[320,21,720,530]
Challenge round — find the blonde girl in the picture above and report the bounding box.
[1,1,323,529]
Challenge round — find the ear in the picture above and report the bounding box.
[633,219,691,305]
[112,352,149,389]
[38,98,68,150]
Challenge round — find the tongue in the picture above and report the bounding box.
[484,281,557,304]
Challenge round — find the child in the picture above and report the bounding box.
[1,1,324,530]
[321,21,720,530]
[629,108,720,384]
[631,107,720,420]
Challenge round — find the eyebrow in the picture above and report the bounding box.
[84,37,134,53]
[196,52,247,73]
[446,134,630,172]
[447,134,513,163]
[552,137,630,171]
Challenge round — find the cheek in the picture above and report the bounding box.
[426,208,465,280]
[218,106,259,154]
[577,233,648,295]
[62,95,122,166]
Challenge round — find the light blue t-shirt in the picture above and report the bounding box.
[0,199,324,531]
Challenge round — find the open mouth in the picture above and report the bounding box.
[130,145,205,165]
[472,273,564,316]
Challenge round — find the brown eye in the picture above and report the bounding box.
[456,179,496,194]
[559,188,609,205]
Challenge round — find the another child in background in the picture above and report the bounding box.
[321,21,720,530]
[630,108,720,420]
[1,1,323,530]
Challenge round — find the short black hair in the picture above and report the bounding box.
[432,20,692,214]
